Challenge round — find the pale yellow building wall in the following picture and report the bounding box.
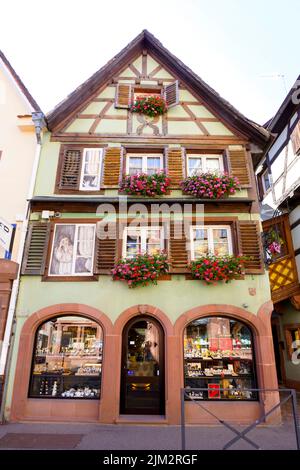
[0,63,37,260]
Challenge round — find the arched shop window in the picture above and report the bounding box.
[29,316,103,399]
[184,317,257,401]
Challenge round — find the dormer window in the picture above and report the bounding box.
[115,81,179,109]
[133,87,161,103]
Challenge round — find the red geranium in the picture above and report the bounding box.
[112,252,169,288]
[119,171,170,197]
[131,95,167,117]
[189,254,248,284]
[181,172,240,199]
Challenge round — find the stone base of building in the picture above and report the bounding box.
[6,301,279,425]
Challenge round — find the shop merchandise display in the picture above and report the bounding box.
[184,317,257,401]
[29,316,103,399]
[61,387,100,398]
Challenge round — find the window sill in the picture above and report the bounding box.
[185,274,245,281]
[54,189,105,195]
[42,275,99,282]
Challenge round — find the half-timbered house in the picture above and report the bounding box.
[3,31,277,424]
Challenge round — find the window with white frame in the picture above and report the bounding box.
[80,148,103,190]
[123,226,164,258]
[261,168,271,193]
[187,154,224,176]
[49,224,96,276]
[190,225,232,259]
[126,154,163,176]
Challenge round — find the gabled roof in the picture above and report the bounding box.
[46,30,270,147]
[0,49,41,112]
[264,75,300,134]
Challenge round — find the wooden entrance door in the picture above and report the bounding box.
[120,316,165,415]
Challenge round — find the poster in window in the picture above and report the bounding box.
[50,225,75,275]
[49,225,94,275]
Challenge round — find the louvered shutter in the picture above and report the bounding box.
[166,147,184,187]
[57,147,82,190]
[164,81,179,108]
[21,222,50,275]
[103,147,123,187]
[115,84,132,109]
[94,236,117,274]
[238,220,264,274]
[291,121,300,155]
[169,221,189,272]
[227,147,251,187]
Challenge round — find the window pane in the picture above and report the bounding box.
[81,150,101,189]
[212,228,229,256]
[184,317,257,401]
[147,157,161,175]
[126,232,141,257]
[193,229,209,257]
[189,158,202,176]
[129,157,143,175]
[263,172,270,191]
[29,316,103,399]
[49,225,75,275]
[206,158,220,172]
[75,225,95,274]
[146,229,161,255]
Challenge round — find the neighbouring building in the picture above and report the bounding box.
[256,77,300,391]
[3,31,277,425]
[0,50,43,408]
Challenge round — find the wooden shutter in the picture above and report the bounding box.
[164,81,179,108]
[94,236,117,274]
[169,221,188,272]
[21,222,50,275]
[227,147,251,187]
[166,147,184,187]
[102,147,123,186]
[57,147,82,190]
[115,83,132,109]
[290,121,300,155]
[238,220,264,274]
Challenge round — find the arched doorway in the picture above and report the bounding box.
[120,316,165,415]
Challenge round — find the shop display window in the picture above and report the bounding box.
[284,324,300,360]
[184,317,257,401]
[29,316,103,399]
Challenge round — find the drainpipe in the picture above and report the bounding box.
[0,112,45,423]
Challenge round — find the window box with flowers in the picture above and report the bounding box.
[189,254,247,284]
[119,171,171,197]
[263,227,286,263]
[111,252,169,288]
[180,172,241,199]
[130,95,168,117]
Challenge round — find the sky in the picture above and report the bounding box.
[1,0,299,124]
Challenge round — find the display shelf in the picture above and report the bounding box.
[184,357,252,362]
[29,372,101,399]
[185,374,253,379]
